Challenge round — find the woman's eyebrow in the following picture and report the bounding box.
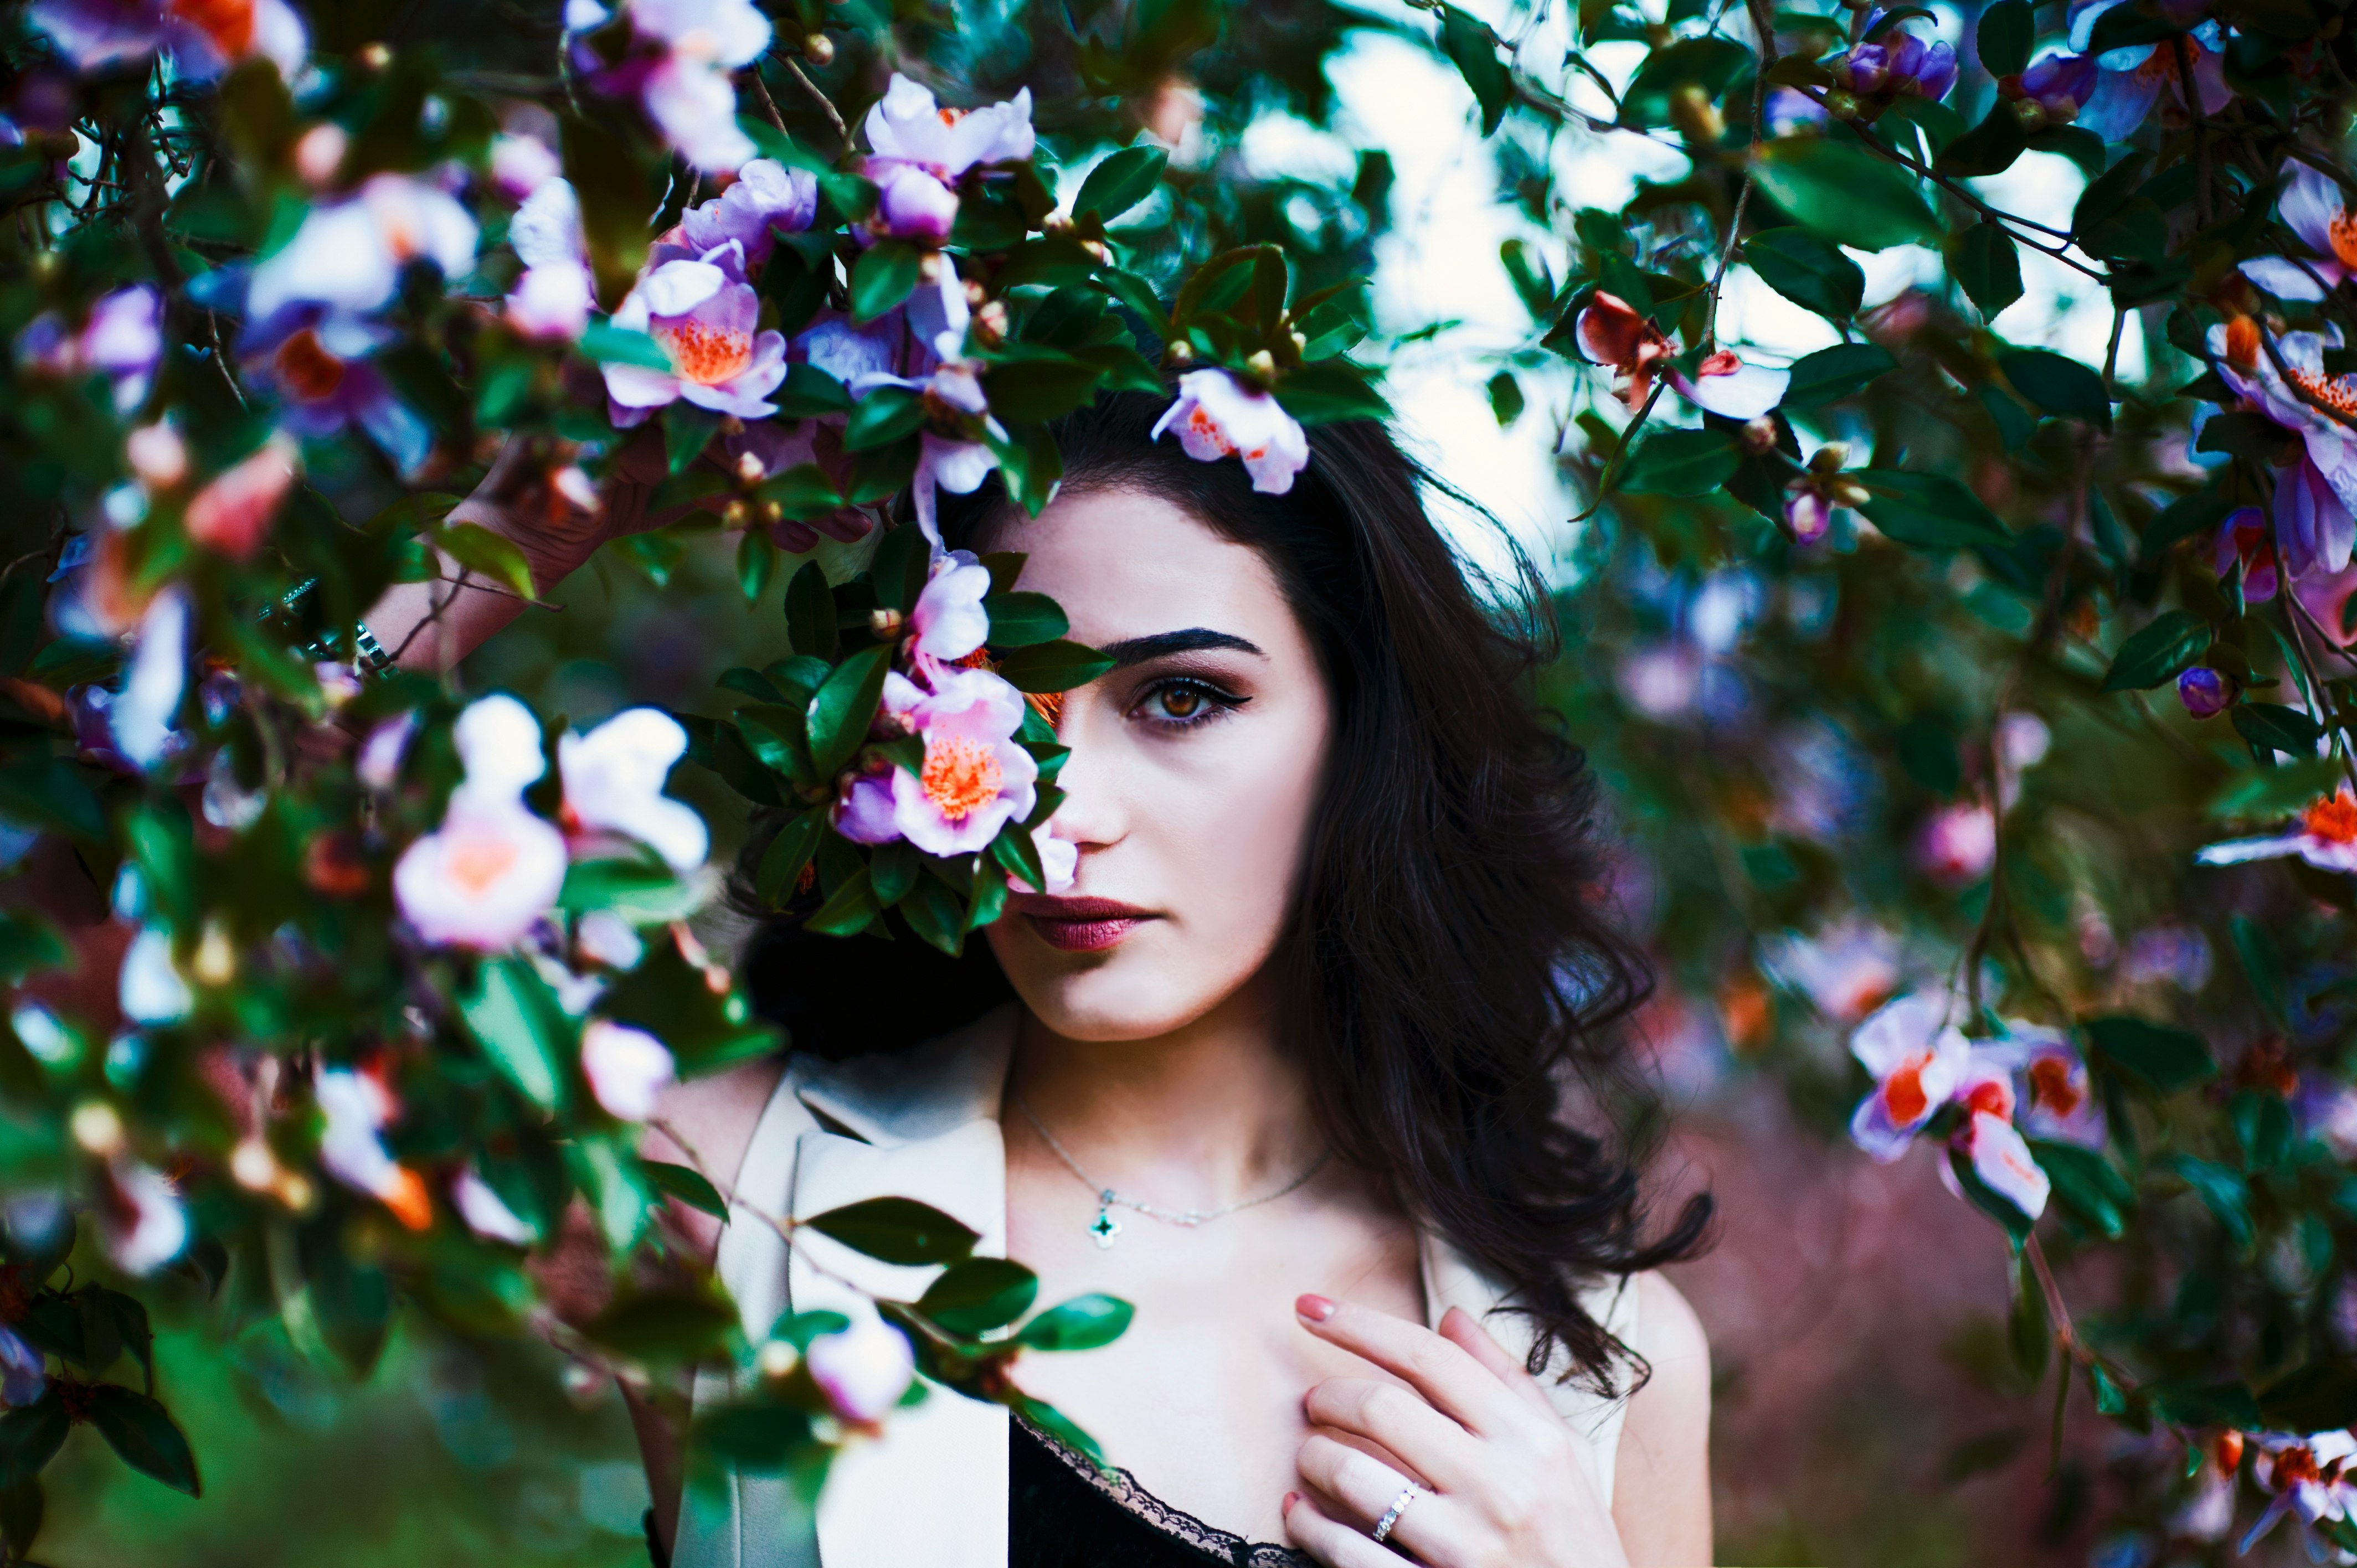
[1097,629,1267,668]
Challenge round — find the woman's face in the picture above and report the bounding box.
[982,487,1333,1043]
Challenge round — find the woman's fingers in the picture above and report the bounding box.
[1303,1375,1485,1493]
[1293,1437,1448,1561]
[1437,1305,1561,1423]
[1282,1491,1421,1568]
[1296,1294,1527,1438]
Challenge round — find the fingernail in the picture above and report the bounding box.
[1296,1294,1335,1322]
[1282,1492,1301,1515]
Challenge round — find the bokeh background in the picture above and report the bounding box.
[34,0,2197,1561]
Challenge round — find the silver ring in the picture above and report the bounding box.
[1370,1484,1422,1545]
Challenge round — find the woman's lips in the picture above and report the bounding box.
[1009,896,1157,953]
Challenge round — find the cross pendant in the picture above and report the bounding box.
[1089,1199,1122,1249]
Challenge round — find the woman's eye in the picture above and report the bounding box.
[1134,680,1237,726]
[1159,687,1205,719]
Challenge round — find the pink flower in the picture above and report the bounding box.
[1767,917,1900,1022]
[2199,790,2357,874]
[31,0,306,80]
[1008,829,1079,895]
[1846,992,1971,1161]
[570,0,771,173]
[506,178,595,341]
[2243,1431,2357,1555]
[2208,323,2357,580]
[393,695,569,950]
[558,708,708,872]
[835,669,1038,857]
[861,74,1036,244]
[806,1312,916,1424]
[680,158,818,271]
[1152,369,1310,496]
[452,1167,537,1244]
[909,549,993,664]
[601,252,787,423]
[100,1158,187,1274]
[1575,292,1675,410]
[17,283,162,414]
[491,132,562,200]
[1914,801,1996,886]
[2243,162,2357,301]
[581,1019,675,1121]
[1955,1109,2050,1221]
[2009,1026,2107,1148]
[186,437,298,560]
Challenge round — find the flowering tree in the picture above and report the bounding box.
[7,0,2357,1558]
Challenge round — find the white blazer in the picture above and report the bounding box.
[675,1007,1640,1568]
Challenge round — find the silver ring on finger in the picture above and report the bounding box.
[1370,1484,1423,1545]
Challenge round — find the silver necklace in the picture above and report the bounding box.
[1012,1090,1330,1249]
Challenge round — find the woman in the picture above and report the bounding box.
[370,394,1715,1567]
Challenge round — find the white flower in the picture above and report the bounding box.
[454,693,549,804]
[1957,1109,2050,1222]
[1846,991,1971,1161]
[909,550,993,664]
[246,174,479,325]
[113,586,188,769]
[1152,370,1310,495]
[118,926,191,1025]
[1763,917,1900,1023]
[315,1067,399,1198]
[491,133,563,199]
[559,708,708,872]
[2200,789,2357,874]
[101,1158,186,1275]
[576,910,646,970]
[806,1309,916,1424]
[506,177,594,341]
[861,74,1035,241]
[452,1167,537,1245]
[358,711,420,790]
[622,0,771,173]
[581,1019,675,1120]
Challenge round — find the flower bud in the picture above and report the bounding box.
[294,123,349,188]
[1246,348,1275,380]
[192,921,236,987]
[2009,97,2049,131]
[230,1137,279,1190]
[735,451,768,485]
[807,1315,915,1425]
[127,422,189,490]
[2224,313,2262,369]
[870,607,907,639]
[1290,330,1308,353]
[2215,1430,2246,1473]
[1808,441,1850,475]
[1824,88,1862,120]
[1740,416,1779,455]
[804,32,836,66]
[975,300,1010,342]
[918,252,945,283]
[2177,666,2234,719]
[757,1339,800,1380]
[356,41,393,70]
[1166,339,1195,365]
[721,499,750,528]
[1670,85,1725,144]
[761,499,784,525]
[72,1101,125,1157]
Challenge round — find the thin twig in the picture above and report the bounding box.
[768,54,849,149]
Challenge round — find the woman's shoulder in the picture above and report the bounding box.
[1610,1272,1712,1564]
[641,1054,789,1269]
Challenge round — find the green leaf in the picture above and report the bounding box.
[1014,1293,1136,1352]
[984,355,1103,423]
[1999,348,2111,431]
[1933,104,2027,178]
[1616,428,1741,497]
[1487,370,1525,425]
[917,1258,1041,1335]
[806,644,894,780]
[786,561,839,661]
[2143,492,2233,558]
[1781,343,1897,408]
[2165,1153,2255,1248]
[2025,1139,2134,1239]
[851,240,922,325]
[805,867,880,936]
[1977,0,2034,75]
[0,1392,67,1480]
[996,639,1116,694]
[642,1159,729,1222]
[585,1292,739,1363]
[1852,470,2011,550]
[1743,228,1864,320]
[2232,701,2324,757]
[2145,1375,2261,1428]
[1274,362,1388,425]
[772,364,854,419]
[843,386,927,452]
[434,522,536,602]
[1621,37,1757,129]
[1949,223,2023,317]
[982,592,1069,648]
[736,532,777,605]
[2258,1362,2357,1434]
[2208,755,2343,818]
[1439,6,1515,134]
[805,1197,980,1265]
[2099,610,2209,692]
[86,1386,199,1497]
[755,811,827,907]
[899,874,969,956]
[577,319,670,369]
[458,957,572,1113]
[2086,1015,2216,1096]
[1073,146,1169,223]
[1752,136,1942,252]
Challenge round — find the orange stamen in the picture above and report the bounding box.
[653,319,754,386]
[447,835,521,895]
[2304,791,2357,844]
[1882,1055,1931,1124]
[2027,1056,2083,1117]
[921,735,1002,821]
[273,328,346,402]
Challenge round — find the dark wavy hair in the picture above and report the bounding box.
[735,391,1710,1392]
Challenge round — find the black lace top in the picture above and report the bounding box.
[1011,1416,1310,1568]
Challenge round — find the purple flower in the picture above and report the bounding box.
[835,667,1038,857]
[831,266,1007,544]
[860,74,1036,244]
[600,247,787,424]
[1846,992,1972,1161]
[30,0,306,80]
[2215,506,2279,601]
[0,1327,43,1409]
[2242,162,2357,302]
[17,283,161,412]
[240,310,431,473]
[506,178,594,341]
[567,0,770,173]
[2005,1025,2107,1149]
[1831,14,1958,104]
[909,550,992,666]
[1152,369,1311,494]
[2176,666,2232,718]
[679,158,818,271]
[2014,51,2100,124]
[2062,0,2231,141]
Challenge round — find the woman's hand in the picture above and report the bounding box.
[1282,1294,1630,1568]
